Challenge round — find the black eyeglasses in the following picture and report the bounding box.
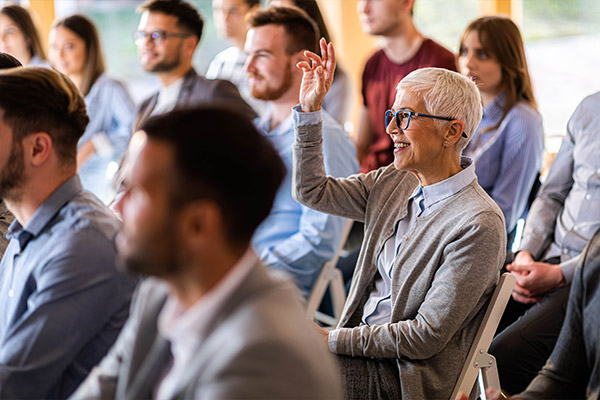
[133,30,190,46]
[385,109,468,138]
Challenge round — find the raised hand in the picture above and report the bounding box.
[296,38,336,113]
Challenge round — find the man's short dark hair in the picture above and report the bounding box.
[244,0,260,7]
[0,67,89,164]
[248,6,319,54]
[140,106,285,247]
[138,0,204,40]
[0,52,22,69]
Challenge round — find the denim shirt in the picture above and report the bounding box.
[252,106,358,295]
[519,92,600,283]
[79,74,135,203]
[0,175,137,399]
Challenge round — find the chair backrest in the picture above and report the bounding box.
[450,272,516,399]
[305,219,354,325]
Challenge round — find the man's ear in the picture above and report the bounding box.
[443,120,466,147]
[180,200,224,248]
[184,35,199,56]
[23,132,53,166]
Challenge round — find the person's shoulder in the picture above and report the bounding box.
[574,91,600,113]
[419,38,457,69]
[55,191,121,242]
[364,48,388,69]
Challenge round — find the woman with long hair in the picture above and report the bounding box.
[458,16,544,247]
[0,4,49,66]
[49,14,134,203]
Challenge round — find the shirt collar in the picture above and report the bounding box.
[7,175,83,249]
[416,157,476,210]
[255,111,292,137]
[157,247,258,347]
[483,90,507,121]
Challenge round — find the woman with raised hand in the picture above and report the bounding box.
[458,16,544,248]
[292,39,506,399]
[49,14,134,203]
[0,4,49,67]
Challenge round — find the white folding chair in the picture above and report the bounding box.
[305,219,354,327]
[451,272,516,400]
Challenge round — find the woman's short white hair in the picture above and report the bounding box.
[396,67,482,152]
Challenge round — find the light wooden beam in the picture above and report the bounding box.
[27,0,55,55]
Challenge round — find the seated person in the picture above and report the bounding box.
[458,16,544,247]
[293,40,506,399]
[71,106,342,399]
[244,6,358,296]
[473,228,600,400]
[0,67,137,398]
[0,52,21,257]
[489,89,600,394]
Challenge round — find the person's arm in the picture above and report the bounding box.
[0,228,130,399]
[518,124,575,259]
[70,279,162,400]
[513,233,600,399]
[330,211,505,358]
[78,80,135,167]
[487,108,544,233]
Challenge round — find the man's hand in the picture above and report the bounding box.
[297,38,336,113]
[507,252,567,304]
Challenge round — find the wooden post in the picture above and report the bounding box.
[27,0,55,55]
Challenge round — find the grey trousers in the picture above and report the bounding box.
[336,354,401,399]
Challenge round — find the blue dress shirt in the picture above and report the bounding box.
[79,74,135,203]
[252,107,358,295]
[0,176,138,399]
[464,92,544,233]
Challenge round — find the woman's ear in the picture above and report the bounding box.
[443,120,466,147]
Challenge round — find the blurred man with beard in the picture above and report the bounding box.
[71,107,343,399]
[132,0,255,130]
[244,6,358,296]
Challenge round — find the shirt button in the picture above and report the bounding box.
[402,235,408,241]
[8,289,14,298]
[586,194,592,200]
[562,248,568,254]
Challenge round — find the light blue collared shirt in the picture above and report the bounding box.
[362,158,477,326]
[252,106,358,295]
[0,175,138,399]
[464,92,544,233]
[519,91,600,283]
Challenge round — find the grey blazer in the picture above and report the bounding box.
[70,262,342,400]
[133,68,257,131]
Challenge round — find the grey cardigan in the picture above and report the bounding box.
[293,114,506,399]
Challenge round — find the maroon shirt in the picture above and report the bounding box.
[360,38,457,172]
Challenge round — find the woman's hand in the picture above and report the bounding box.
[296,38,336,113]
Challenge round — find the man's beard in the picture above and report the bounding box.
[0,139,25,201]
[250,63,293,101]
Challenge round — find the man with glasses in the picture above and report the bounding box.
[132,0,255,130]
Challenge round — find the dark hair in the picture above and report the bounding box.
[140,106,285,247]
[0,67,89,164]
[243,0,261,7]
[51,14,105,97]
[0,52,22,69]
[459,16,536,133]
[0,4,47,62]
[248,6,319,54]
[138,0,204,40]
[275,0,330,43]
